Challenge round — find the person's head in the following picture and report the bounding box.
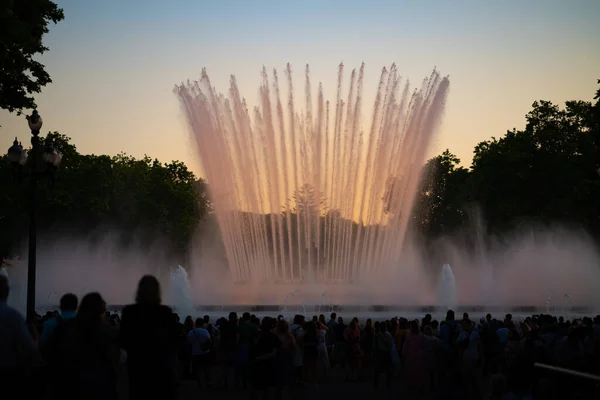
[338,316,344,324]
[277,319,289,334]
[184,316,194,330]
[461,320,473,331]
[425,313,432,322]
[195,318,205,328]
[59,293,78,313]
[203,315,210,324]
[486,313,492,322]
[243,312,250,321]
[260,317,272,330]
[0,275,9,302]
[228,312,238,323]
[410,320,420,334]
[445,309,455,322]
[462,312,469,321]
[135,275,161,305]
[330,312,337,320]
[293,315,305,325]
[77,292,107,327]
[319,314,326,324]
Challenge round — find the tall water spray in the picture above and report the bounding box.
[437,264,457,310]
[175,64,449,283]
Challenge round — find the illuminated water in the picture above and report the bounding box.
[175,63,449,283]
[2,64,600,317]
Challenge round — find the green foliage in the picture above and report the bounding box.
[413,79,600,240]
[413,150,470,237]
[2,79,599,256]
[0,0,64,113]
[0,135,210,256]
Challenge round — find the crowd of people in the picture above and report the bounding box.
[1,273,599,399]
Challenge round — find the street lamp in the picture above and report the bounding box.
[6,110,62,323]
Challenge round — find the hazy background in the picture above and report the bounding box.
[2,0,600,313]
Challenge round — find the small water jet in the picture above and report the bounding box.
[282,289,306,316]
[546,292,554,314]
[318,292,334,314]
[168,265,195,316]
[437,264,457,311]
[563,293,573,320]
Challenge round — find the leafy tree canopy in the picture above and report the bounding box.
[0,0,64,114]
[0,133,210,257]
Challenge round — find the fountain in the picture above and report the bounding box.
[437,264,457,311]
[563,293,573,320]
[168,265,195,317]
[3,63,600,318]
[282,289,306,316]
[318,292,334,314]
[175,63,449,285]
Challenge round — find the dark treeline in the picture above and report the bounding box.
[1,81,599,259]
[412,80,600,242]
[0,133,211,257]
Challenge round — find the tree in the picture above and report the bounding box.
[0,133,211,258]
[412,150,470,237]
[410,79,600,241]
[0,0,64,114]
[469,98,597,233]
[593,79,600,173]
[290,183,327,217]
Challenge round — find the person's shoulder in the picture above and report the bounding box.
[42,316,56,328]
[159,305,173,315]
[3,304,25,323]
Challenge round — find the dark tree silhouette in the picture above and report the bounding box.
[0,0,64,114]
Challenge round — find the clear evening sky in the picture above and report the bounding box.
[1,0,598,175]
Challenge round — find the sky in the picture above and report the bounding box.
[1,0,599,176]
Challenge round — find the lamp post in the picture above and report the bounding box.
[6,110,62,322]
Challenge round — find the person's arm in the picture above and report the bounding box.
[256,337,280,362]
[288,332,296,346]
[256,347,277,361]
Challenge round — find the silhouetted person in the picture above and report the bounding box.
[40,293,78,345]
[119,275,179,400]
[71,292,119,400]
[41,293,79,399]
[0,275,38,394]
